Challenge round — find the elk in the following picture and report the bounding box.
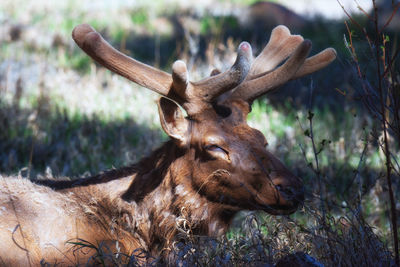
[0,24,336,266]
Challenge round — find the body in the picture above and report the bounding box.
[1,140,257,265]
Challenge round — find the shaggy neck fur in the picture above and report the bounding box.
[37,140,238,258]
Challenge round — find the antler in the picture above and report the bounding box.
[230,25,336,103]
[72,24,252,115]
[73,24,335,111]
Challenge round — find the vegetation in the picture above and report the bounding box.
[0,0,399,265]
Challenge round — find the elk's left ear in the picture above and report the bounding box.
[158,97,189,146]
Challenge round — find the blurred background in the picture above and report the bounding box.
[0,0,399,265]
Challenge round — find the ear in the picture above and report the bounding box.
[158,97,190,146]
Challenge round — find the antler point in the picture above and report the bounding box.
[72,24,96,47]
[273,25,291,35]
[327,47,337,57]
[239,42,251,52]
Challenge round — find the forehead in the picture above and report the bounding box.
[191,99,266,143]
[193,99,249,122]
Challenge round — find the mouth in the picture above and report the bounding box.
[260,202,301,215]
[253,187,304,215]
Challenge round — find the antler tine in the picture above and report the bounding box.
[172,60,189,98]
[228,25,337,104]
[292,48,337,79]
[231,40,312,103]
[72,24,173,97]
[190,42,252,102]
[248,25,303,78]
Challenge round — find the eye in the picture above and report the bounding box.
[204,144,230,161]
[205,144,227,154]
[205,145,230,162]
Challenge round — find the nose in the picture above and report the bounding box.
[275,182,304,204]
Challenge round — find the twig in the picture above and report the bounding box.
[372,0,399,264]
[337,0,372,48]
[380,3,400,33]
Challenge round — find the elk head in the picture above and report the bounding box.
[72,24,336,215]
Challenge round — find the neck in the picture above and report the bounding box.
[126,141,238,254]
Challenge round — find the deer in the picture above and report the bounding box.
[0,24,336,266]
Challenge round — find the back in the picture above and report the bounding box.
[0,176,84,266]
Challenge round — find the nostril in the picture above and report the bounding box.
[275,184,283,192]
[276,185,294,195]
[276,185,304,202]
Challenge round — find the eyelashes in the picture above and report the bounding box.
[205,144,227,154]
[204,144,230,161]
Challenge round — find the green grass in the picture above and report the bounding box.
[130,8,150,26]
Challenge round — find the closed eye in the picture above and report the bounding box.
[205,144,227,154]
[204,145,230,162]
